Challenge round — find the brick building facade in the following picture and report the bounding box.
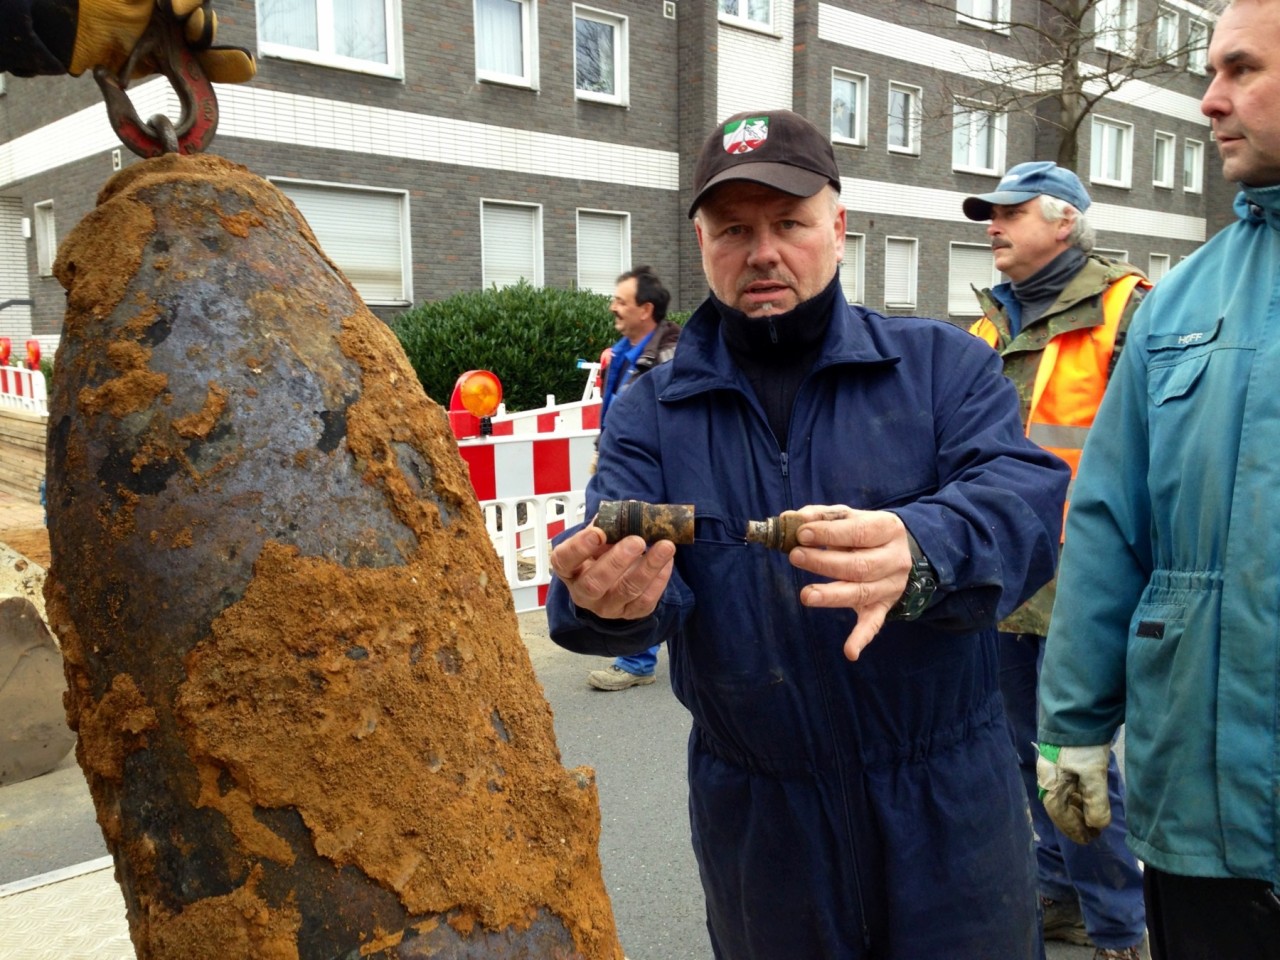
[0,0,1229,349]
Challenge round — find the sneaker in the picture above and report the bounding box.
[587,665,656,691]
[1094,948,1144,960]
[1041,896,1092,947]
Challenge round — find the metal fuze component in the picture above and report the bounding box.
[743,512,807,553]
[595,500,695,545]
[46,155,621,960]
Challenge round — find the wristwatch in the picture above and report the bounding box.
[886,532,937,622]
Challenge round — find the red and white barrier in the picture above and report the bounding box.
[0,366,48,416]
[453,372,603,613]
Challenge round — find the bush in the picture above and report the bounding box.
[393,282,687,412]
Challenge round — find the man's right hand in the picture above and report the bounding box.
[39,0,255,83]
[549,524,675,621]
[1036,743,1112,844]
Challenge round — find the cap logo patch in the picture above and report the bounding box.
[723,116,769,155]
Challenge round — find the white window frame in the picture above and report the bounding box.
[257,0,403,78]
[33,200,55,278]
[1095,0,1138,55]
[840,233,866,305]
[573,6,628,106]
[1148,253,1171,281]
[1186,18,1209,73]
[576,209,631,295]
[1153,130,1176,188]
[948,242,1000,317]
[1155,6,1179,61]
[274,179,412,305]
[1090,115,1134,188]
[475,0,538,88]
[1094,247,1130,263]
[481,200,544,289]
[1183,138,1204,194]
[956,0,1010,33]
[718,0,772,33]
[952,103,1007,176]
[831,70,869,147]
[884,236,918,311]
[887,82,922,156]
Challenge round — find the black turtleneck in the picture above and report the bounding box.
[715,273,841,449]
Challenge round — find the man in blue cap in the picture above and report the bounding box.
[965,161,1151,960]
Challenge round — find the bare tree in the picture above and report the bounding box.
[916,0,1215,172]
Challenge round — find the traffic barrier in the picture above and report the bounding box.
[0,367,47,417]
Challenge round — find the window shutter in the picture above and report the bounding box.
[948,244,993,316]
[483,203,540,288]
[279,184,405,302]
[577,212,628,294]
[884,238,916,308]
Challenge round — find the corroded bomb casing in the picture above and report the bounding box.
[595,500,695,545]
[743,511,806,553]
[46,154,622,960]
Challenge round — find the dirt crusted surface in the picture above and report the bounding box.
[46,154,621,959]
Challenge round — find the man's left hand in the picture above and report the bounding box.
[786,505,912,661]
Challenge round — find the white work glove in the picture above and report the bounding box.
[1036,743,1112,845]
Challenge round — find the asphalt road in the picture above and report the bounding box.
[0,608,1103,959]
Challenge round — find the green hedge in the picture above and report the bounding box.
[393,282,687,412]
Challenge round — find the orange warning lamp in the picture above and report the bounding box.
[0,338,10,365]
[25,339,40,370]
[448,370,503,438]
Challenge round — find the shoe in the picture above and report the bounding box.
[1094,947,1144,960]
[1041,896,1092,947]
[587,665,656,691]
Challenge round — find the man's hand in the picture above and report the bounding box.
[786,505,912,661]
[550,524,676,621]
[46,0,255,82]
[1036,743,1112,844]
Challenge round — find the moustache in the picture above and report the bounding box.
[991,239,1013,251]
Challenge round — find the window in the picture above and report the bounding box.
[831,71,869,146]
[1155,7,1179,60]
[476,0,537,87]
[1090,116,1133,188]
[948,243,998,316]
[258,0,400,76]
[1095,0,1137,54]
[574,7,627,105]
[33,201,55,277]
[952,104,1006,175]
[1153,131,1176,188]
[1183,138,1204,193]
[840,233,865,304]
[1148,253,1171,281]
[577,211,630,294]
[719,0,771,30]
[1187,19,1209,73]
[276,182,410,304]
[482,201,542,288]
[887,83,922,156]
[1094,247,1130,263]
[884,237,918,310]
[957,0,1009,31]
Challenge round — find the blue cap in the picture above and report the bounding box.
[962,161,1092,221]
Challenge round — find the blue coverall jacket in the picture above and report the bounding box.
[548,293,1070,958]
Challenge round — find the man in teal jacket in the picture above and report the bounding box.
[1038,0,1280,956]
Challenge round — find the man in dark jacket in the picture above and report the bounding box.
[588,265,681,691]
[547,108,1070,958]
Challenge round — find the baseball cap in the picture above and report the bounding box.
[688,110,843,218]
[962,161,1092,221]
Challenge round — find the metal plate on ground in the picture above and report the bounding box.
[0,857,132,960]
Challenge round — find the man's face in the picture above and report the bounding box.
[694,183,845,317]
[985,200,1071,283]
[1201,0,1280,186]
[610,277,654,344]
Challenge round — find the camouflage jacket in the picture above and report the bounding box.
[971,255,1148,637]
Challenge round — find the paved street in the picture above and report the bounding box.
[0,599,1099,959]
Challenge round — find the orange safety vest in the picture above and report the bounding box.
[970,273,1148,537]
